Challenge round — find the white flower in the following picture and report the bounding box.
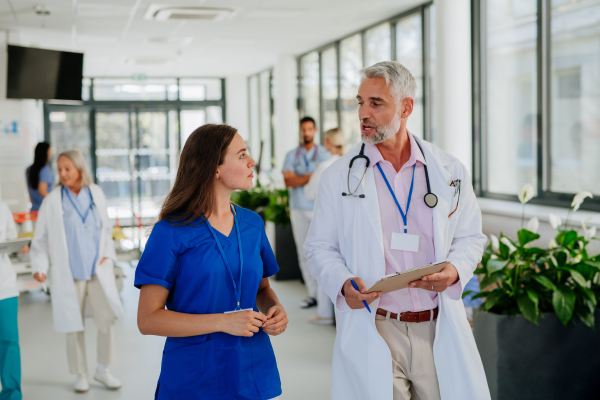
[549,213,562,230]
[549,238,558,248]
[585,226,597,241]
[490,234,500,251]
[571,254,583,264]
[571,191,593,212]
[526,217,539,233]
[518,183,535,205]
[501,237,517,254]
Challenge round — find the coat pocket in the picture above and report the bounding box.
[157,340,219,400]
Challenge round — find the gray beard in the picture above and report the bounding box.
[361,113,401,145]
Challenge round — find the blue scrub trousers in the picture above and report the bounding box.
[0,297,21,400]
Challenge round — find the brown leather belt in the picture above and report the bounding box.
[376,307,438,323]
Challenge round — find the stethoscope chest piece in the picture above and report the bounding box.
[424,192,438,208]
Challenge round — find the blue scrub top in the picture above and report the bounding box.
[26,165,55,211]
[282,145,330,210]
[135,206,282,400]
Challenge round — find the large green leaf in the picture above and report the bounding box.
[552,285,576,326]
[518,292,539,324]
[581,287,597,307]
[486,259,507,274]
[480,271,504,289]
[533,275,557,291]
[483,290,505,311]
[562,231,578,246]
[568,269,587,287]
[555,251,568,267]
[577,309,595,330]
[526,289,539,309]
[462,290,474,299]
[584,260,600,269]
[518,229,541,247]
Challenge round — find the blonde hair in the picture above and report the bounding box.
[57,150,94,188]
[324,128,346,155]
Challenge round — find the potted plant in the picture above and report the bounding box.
[231,186,301,281]
[471,186,600,400]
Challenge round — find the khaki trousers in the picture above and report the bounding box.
[375,313,441,400]
[66,275,116,375]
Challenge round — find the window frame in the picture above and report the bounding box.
[472,0,600,212]
[297,2,435,144]
[247,68,275,171]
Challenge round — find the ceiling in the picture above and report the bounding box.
[0,0,424,77]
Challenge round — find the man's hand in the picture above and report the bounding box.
[409,264,459,292]
[34,272,46,283]
[342,277,381,309]
[282,171,298,179]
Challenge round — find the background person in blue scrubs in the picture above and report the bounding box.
[136,124,288,400]
[26,142,54,212]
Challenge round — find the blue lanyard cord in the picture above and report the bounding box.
[376,163,415,233]
[206,205,244,310]
[63,186,94,224]
[296,146,318,168]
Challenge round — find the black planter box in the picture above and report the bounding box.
[473,310,600,400]
[273,224,301,281]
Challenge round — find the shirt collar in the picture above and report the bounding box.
[365,130,426,171]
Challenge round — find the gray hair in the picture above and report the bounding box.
[57,149,94,188]
[360,61,417,107]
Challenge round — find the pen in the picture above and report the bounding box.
[350,279,371,313]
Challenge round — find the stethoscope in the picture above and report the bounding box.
[342,139,439,208]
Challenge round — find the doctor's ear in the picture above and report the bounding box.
[401,98,414,118]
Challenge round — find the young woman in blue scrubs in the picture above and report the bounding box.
[136,124,288,400]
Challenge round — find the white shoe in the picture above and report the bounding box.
[308,315,334,325]
[94,368,122,390]
[74,374,90,393]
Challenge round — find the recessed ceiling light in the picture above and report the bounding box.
[144,4,235,21]
[123,56,177,66]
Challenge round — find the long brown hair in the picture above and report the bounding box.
[159,124,237,225]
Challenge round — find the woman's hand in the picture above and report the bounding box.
[221,311,268,337]
[261,304,288,336]
[34,272,46,282]
[99,257,107,265]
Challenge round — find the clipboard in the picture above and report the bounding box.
[366,261,449,294]
[0,238,30,255]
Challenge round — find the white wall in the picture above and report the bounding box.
[273,55,299,178]
[0,32,45,211]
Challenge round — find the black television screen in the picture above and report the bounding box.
[6,45,84,100]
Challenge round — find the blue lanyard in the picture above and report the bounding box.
[376,163,416,233]
[206,205,244,311]
[63,186,94,224]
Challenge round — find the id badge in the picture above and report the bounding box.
[224,308,253,314]
[391,232,420,252]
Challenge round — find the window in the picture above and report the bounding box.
[321,47,339,132]
[340,34,363,146]
[297,4,435,148]
[247,69,274,175]
[365,23,392,65]
[474,0,600,210]
[299,52,321,142]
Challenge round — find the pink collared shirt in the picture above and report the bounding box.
[367,132,438,313]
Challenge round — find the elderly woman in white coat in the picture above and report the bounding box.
[30,150,124,393]
[304,128,345,325]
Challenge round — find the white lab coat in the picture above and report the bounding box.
[304,137,491,400]
[30,184,124,333]
[0,201,19,301]
[304,154,341,200]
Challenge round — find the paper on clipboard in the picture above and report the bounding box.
[0,238,30,255]
[365,261,449,294]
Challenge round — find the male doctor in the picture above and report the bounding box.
[304,61,490,400]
